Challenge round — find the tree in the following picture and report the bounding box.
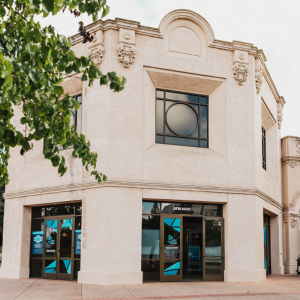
[0,185,4,247]
[0,0,126,186]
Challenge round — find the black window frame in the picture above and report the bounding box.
[155,89,209,148]
[262,126,266,170]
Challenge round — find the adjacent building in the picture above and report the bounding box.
[0,9,299,285]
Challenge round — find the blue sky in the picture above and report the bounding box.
[36,0,300,138]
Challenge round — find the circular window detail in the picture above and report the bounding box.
[166,103,198,136]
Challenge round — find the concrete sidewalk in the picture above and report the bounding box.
[0,275,300,300]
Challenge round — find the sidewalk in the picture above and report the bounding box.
[0,275,300,300]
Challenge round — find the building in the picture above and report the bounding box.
[0,9,299,285]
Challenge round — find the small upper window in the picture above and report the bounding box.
[262,126,266,170]
[155,90,208,148]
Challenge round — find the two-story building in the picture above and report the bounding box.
[1,9,299,285]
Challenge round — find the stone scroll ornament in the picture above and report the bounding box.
[116,43,137,68]
[255,71,263,93]
[233,63,248,85]
[88,45,105,67]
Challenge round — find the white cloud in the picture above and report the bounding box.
[37,0,300,137]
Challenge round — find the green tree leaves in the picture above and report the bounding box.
[0,0,126,185]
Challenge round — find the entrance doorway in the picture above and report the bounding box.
[30,203,82,280]
[264,214,271,275]
[142,201,224,282]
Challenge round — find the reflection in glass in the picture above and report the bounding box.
[156,90,164,98]
[165,136,198,147]
[161,203,203,215]
[200,106,208,139]
[166,91,198,103]
[204,205,222,217]
[46,220,57,257]
[142,216,160,259]
[205,261,221,274]
[205,220,221,257]
[142,260,160,281]
[60,219,73,258]
[164,218,180,259]
[156,100,164,134]
[166,104,198,136]
[142,202,160,214]
[32,207,45,218]
[200,96,208,104]
[30,259,42,278]
[200,140,208,148]
[46,205,74,216]
[75,203,82,215]
[156,135,164,143]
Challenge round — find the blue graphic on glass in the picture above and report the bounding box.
[46,220,57,232]
[164,262,180,275]
[62,219,72,228]
[63,260,72,274]
[75,229,81,255]
[31,231,44,254]
[45,260,56,273]
[164,218,180,232]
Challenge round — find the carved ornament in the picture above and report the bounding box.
[116,43,136,68]
[289,160,298,168]
[123,31,131,40]
[291,219,298,228]
[89,45,105,66]
[233,63,248,85]
[296,139,300,156]
[239,52,245,60]
[255,71,263,93]
[277,108,283,129]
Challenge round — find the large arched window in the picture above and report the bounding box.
[156,90,208,148]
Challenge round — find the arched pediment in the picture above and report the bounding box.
[159,9,215,45]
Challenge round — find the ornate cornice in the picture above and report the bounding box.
[281,156,300,167]
[4,180,283,209]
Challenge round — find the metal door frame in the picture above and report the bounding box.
[160,215,183,282]
[43,216,75,280]
[203,217,224,281]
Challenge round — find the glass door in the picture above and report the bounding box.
[160,216,182,281]
[44,217,74,280]
[44,218,58,279]
[203,217,224,281]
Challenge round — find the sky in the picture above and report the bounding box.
[36,0,300,138]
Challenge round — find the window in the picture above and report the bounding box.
[155,90,208,148]
[262,126,266,170]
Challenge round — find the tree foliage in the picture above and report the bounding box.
[0,185,4,246]
[0,0,126,186]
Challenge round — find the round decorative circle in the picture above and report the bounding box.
[166,103,198,136]
[123,31,131,40]
[239,52,245,60]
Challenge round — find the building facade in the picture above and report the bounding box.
[1,9,299,285]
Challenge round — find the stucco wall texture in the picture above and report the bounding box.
[2,9,299,285]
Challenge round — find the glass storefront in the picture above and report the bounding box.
[141,201,223,282]
[30,202,82,280]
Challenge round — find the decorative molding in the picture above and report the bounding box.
[123,30,131,40]
[277,108,283,129]
[255,71,263,93]
[296,139,300,156]
[291,219,298,228]
[88,45,105,66]
[277,96,286,107]
[4,179,283,210]
[116,43,137,68]
[289,160,298,168]
[233,63,248,85]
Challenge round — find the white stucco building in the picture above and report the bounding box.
[1,9,299,285]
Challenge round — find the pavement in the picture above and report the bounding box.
[0,275,300,300]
